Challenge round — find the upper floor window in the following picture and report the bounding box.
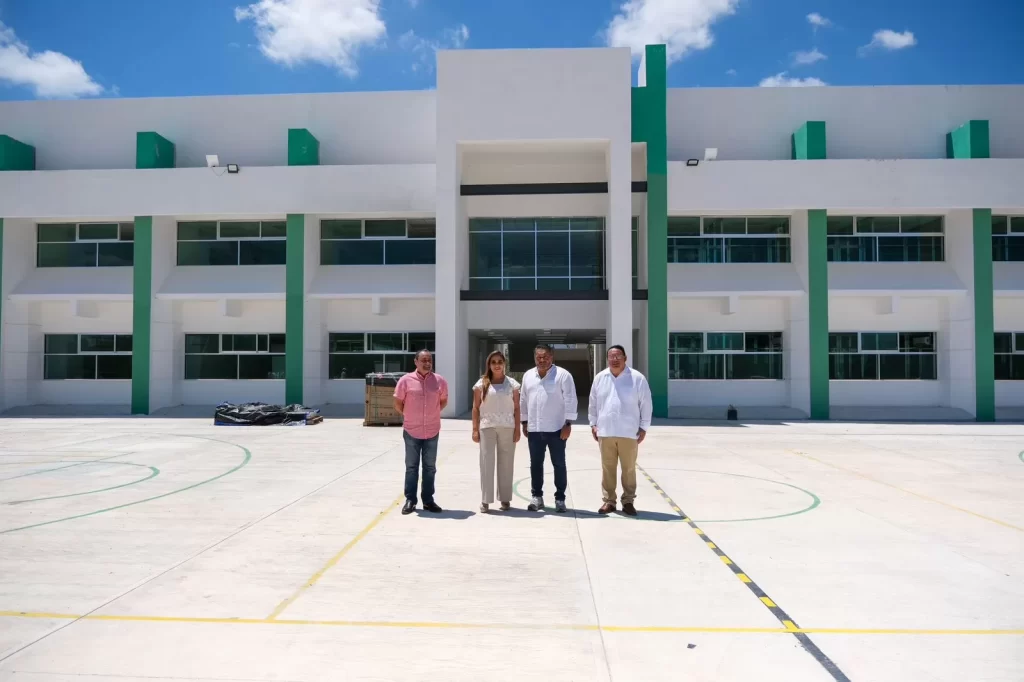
[321,219,436,265]
[827,216,944,262]
[37,223,134,268]
[667,217,790,264]
[995,332,1024,380]
[184,333,286,379]
[992,216,1024,262]
[632,217,639,289]
[668,332,784,380]
[328,332,435,378]
[829,332,936,380]
[44,334,133,380]
[469,217,604,291]
[177,221,286,266]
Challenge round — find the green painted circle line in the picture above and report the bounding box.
[0,453,128,482]
[2,462,160,506]
[0,435,251,535]
[1019,451,1024,465]
[511,467,820,524]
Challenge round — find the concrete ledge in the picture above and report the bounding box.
[830,405,973,421]
[667,405,808,420]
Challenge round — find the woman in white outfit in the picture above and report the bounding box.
[472,350,521,513]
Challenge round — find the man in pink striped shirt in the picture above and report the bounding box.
[393,349,449,515]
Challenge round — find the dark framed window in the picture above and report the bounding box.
[992,216,1024,262]
[995,332,1024,380]
[43,333,132,380]
[37,223,134,268]
[828,332,937,380]
[668,331,783,380]
[328,332,435,379]
[827,216,944,262]
[177,221,286,266]
[468,217,604,291]
[667,216,790,264]
[184,333,286,379]
[632,216,639,289]
[320,218,436,265]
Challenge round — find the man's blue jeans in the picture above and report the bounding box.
[403,431,439,505]
[527,430,567,502]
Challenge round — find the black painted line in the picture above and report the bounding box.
[637,465,851,682]
[459,181,649,196]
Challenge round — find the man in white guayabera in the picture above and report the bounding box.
[519,344,577,513]
[588,344,652,517]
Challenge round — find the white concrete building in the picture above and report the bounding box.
[1,45,1022,420]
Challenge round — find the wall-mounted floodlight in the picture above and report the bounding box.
[704,148,718,161]
[227,164,240,174]
[686,159,699,167]
[206,155,220,168]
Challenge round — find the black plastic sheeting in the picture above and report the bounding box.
[214,402,323,426]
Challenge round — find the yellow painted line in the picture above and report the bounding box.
[1,611,1022,635]
[266,493,405,620]
[672,506,681,512]
[760,597,777,608]
[737,574,752,583]
[720,556,733,565]
[788,450,1023,533]
[682,517,691,523]
[694,528,705,536]
[706,541,716,549]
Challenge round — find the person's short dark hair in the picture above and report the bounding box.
[415,349,432,360]
[608,344,627,358]
[534,343,553,355]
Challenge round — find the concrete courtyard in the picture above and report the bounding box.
[0,414,1022,681]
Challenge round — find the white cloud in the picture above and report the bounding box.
[605,0,739,64]
[792,48,826,66]
[235,0,386,77]
[807,12,832,30]
[860,29,916,54]
[0,21,102,98]
[399,23,469,72]
[726,68,736,76]
[759,71,826,87]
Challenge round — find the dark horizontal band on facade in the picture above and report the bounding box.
[460,290,609,301]
[459,182,648,196]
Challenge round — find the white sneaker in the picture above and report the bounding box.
[528,496,544,512]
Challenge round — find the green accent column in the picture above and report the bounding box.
[0,219,4,363]
[947,120,990,160]
[0,135,35,171]
[634,44,668,418]
[136,132,175,169]
[131,216,153,414]
[792,122,826,160]
[807,210,830,419]
[288,129,319,166]
[285,214,304,404]
[973,210,995,421]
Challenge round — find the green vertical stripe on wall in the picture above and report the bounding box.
[640,44,668,418]
[131,216,153,415]
[285,214,305,404]
[973,208,995,422]
[807,209,830,419]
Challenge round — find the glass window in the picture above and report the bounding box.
[239,240,286,265]
[829,354,878,380]
[178,221,218,241]
[368,333,405,352]
[670,354,723,380]
[407,333,435,352]
[856,217,900,233]
[1012,217,1024,233]
[469,233,502,279]
[184,333,285,379]
[119,222,135,241]
[116,335,133,352]
[537,218,571,232]
[43,333,132,380]
[45,334,79,354]
[900,216,943,233]
[178,241,238,266]
[827,217,854,235]
[98,242,134,267]
[269,334,286,354]
[97,355,132,380]
[829,333,859,353]
[177,220,289,266]
[992,216,1008,235]
[995,331,1024,380]
[38,224,77,242]
[747,217,789,235]
[502,233,535,278]
[321,240,384,266]
[329,333,366,353]
[45,355,96,380]
[669,333,703,353]
[220,222,261,239]
[185,334,220,354]
[80,335,115,353]
[570,217,602,232]
[469,218,500,232]
[668,216,790,264]
[321,220,362,240]
[861,333,898,352]
[899,332,935,353]
[829,332,937,380]
[185,355,238,380]
[227,335,257,352]
[668,217,700,236]
[38,242,97,268]
[728,354,783,380]
[79,223,119,240]
[706,333,744,351]
[385,239,436,265]
[329,353,381,379]
[745,332,782,353]
[365,220,406,238]
[407,219,436,239]
[880,354,936,380]
[669,332,783,381]
[261,221,287,238]
[238,355,285,380]
[538,232,570,277]
[570,231,603,277]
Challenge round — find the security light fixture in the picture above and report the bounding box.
[206,155,220,168]
[704,148,718,161]
[227,164,240,174]
[686,159,699,167]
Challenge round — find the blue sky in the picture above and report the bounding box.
[0,0,1021,100]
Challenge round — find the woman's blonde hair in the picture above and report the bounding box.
[479,350,507,403]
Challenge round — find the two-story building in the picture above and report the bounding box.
[1,45,1022,420]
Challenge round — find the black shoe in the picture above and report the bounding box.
[402,500,416,515]
[423,502,443,513]
[622,503,638,517]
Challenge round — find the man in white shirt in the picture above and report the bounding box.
[520,344,578,513]
[588,344,652,517]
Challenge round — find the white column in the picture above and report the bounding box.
[1,219,39,411]
[606,138,632,358]
[149,216,179,411]
[302,214,324,406]
[944,210,977,415]
[435,142,468,416]
[788,211,812,417]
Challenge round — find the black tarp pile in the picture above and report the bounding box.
[214,402,323,426]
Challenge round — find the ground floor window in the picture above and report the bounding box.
[995,332,1024,380]
[328,332,435,378]
[668,332,783,380]
[184,334,286,380]
[44,334,133,380]
[829,332,937,380]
